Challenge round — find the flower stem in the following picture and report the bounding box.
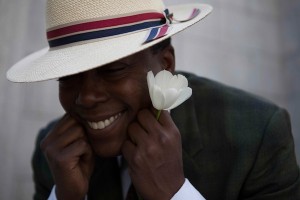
[156,110,162,120]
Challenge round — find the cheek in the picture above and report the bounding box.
[59,87,76,112]
[114,75,151,109]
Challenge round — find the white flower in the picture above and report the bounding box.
[147,70,192,110]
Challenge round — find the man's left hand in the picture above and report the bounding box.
[122,109,185,200]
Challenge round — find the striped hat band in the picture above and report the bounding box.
[47,8,200,48]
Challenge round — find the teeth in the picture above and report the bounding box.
[104,119,110,126]
[91,122,98,129]
[88,112,122,130]
[98,121,105,129]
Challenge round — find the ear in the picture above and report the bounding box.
[160,44,176,73]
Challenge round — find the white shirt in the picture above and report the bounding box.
[48,157,205,200]
[48,179,205,200]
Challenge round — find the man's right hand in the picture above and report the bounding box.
[40,114,95,200]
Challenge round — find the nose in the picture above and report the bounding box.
[75,70,109,108]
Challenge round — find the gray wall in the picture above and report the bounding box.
[0,0,299,199]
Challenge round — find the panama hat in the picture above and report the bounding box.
[6,0,212,82]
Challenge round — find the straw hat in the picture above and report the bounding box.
[6,0,212,82]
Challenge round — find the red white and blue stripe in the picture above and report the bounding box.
[47,8,200,48]
[144,24,171,43]
[144,8,201,43]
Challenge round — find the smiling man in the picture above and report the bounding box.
[6,0,300,200]
[40,43,188,200]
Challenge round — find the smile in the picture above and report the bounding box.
[87,112,122,130]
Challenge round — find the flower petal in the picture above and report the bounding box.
[147,71,156,103]
[169,74,188,89]
[151,85,166,110]
[147,71,155,91]
[155,70,173,90]
[147,70,192,111]
[163,88,180,110]
[167,87,192,110]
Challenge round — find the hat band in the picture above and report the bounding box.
[47,11,168,48]
[47,8,201,48]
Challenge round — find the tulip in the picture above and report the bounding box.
[147,70,192,119]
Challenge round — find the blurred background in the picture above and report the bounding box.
[0,0,299,199]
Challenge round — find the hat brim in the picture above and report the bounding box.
[7,4,212,82]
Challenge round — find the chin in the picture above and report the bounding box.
[91,141,123,158]
[94,148,122,158]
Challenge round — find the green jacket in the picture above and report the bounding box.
[32,72,300,200]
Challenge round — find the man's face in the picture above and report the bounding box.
[59,47,174,157]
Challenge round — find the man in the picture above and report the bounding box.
[7,0,300,199]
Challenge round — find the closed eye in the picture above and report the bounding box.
[98,62,130,75]
[103,66,126,73]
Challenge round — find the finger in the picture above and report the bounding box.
[155,110,174,127]
[44,114,78,142]
[137,109,179,142]
[60,138,92,162]
[148,106,173,123]
[41,124,86,152]
[57,114,79,133]
[43,137,88,165]
[127,122,148,146]
[137,109,155,125]
[157,110,181,138]
[150,106,158,117]
[52,138,93,178]
[136,109,160,133]
[121,140,137,164]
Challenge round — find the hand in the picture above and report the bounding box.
[122,109,185,200]
[40,114,95,200]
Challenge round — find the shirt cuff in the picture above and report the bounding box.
[171,178,206,200]
[48,186,57,200]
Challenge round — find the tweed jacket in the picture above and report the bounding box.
[32,72,300,200]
